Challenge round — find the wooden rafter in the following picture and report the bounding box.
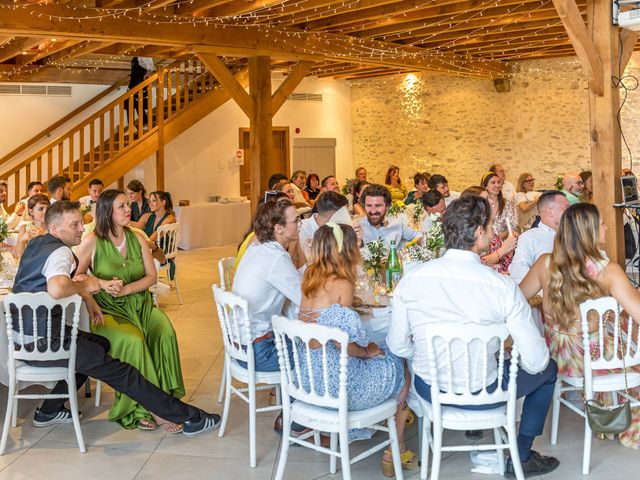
[175,0,230,16]
[0,37,44,63]
[203,0,286,18]
[272,60,314,113]
[552,0,603,96]
[197,53,254,116]
[0,4,511,78]
[619,29,639,73]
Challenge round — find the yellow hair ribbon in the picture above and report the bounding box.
[325,221,343,253]
[481,171,496,185]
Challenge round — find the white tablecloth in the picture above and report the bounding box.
[174,201,251,250]
[0,301,90,386]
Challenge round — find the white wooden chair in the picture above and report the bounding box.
[212,285,281,468]
[216,257,236,404]
[417,323,524,480]
[271,315,404,480]
[156,222,182,304]
[550,296,640,475]
[0,293,86,455]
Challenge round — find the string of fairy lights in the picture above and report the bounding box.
[0,0,582,80]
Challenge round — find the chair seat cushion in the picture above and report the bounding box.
[229,359,281,385]
[290,398,397,432]
[560,372,640,392]
[418,397,524,430]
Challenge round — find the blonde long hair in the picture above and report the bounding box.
[302,224,361,298]
[547,203,606,329]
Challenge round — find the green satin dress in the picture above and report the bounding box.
[90,227,185,429]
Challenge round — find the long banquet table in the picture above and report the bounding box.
[174,201,251,250]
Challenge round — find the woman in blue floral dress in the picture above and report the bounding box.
[298,222,416,476]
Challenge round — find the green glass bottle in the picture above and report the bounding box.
[386,240,402,292]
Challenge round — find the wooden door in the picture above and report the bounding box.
[292,138,336,182]
[239,127,290,201]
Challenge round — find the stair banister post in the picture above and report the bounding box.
[156,66,165,191]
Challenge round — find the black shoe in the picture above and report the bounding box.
[274,413,310,437]
[465,430,484,441]
[505,451,560,478]
[33,407,83,427]
[182,412,221,437]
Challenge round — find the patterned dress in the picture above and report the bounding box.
[297,304,405,439]
[544,258,640,448]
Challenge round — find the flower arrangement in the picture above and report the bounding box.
[403,242,436,263]
[341,178,356,196]
[362,238,388,277]
[0,218,8,243]
[386,200,405,218]
[424,213,445,254]
[405,201,425,229]
[79,203,92,217]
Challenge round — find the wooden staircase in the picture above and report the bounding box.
[1,57,249,204]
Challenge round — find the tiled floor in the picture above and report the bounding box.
[0,245,638,479]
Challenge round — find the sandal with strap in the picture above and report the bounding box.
[381,448,418,477]
[138,419,158,431]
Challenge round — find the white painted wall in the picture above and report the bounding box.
[134,74,354,201]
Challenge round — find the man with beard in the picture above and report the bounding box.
[358,183,420,249]
[48,175,71,204]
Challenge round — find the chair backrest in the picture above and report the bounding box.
[580,297,640,377]
[212,285,253,367]
[272,315,349,411]
[3,292,83,369]
[424,322,519,412]
[218,257,236,291]
[156,222,180,261]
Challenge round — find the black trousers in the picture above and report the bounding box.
[35,330,200,424]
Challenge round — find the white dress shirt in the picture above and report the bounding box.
[508,221,556,283]
[299,214,320,260]
[359,215,418,250]
[387,249,549,392]
[444,191,460,208]
[502,181,516,202]
[232,241,302,342]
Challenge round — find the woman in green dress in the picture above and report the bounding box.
[75,189,185,432]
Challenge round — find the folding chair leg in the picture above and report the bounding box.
[506,421,524,480]
[430,426,443,480]
[494,428,505,475]
[387,415,404,480]
[11,398,17,428]
[582,416,592,475]
[329,432,338,474]
[174,275,183,305]
[248,383,257,468]
[67,378,86,453]
[0,381,16,455]
[338,428,352,480]
[216,360,226,404]
[218,364,232,438]
[420,417,430,480]
[274,408,292,480]
[95,380,102,407]
[550,380,561,445]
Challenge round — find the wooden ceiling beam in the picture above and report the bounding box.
[15,38,78,66]
[552,0,603,96]
[197,52,254,116]
[619,29,638,73]
[0,37,45,63]
[342,69,406,80]
[174,0,230,16]
[277,0,405,27]
[42,40,113,64]
[354,6,565,39]
[0,36,12,47]
[202,0,286,18]
[456,37,572,56]
[254,0,348,23]
[443,31,570,54]
[0,4,511,77]
[301,0,544,32]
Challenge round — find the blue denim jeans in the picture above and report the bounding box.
[415,359,558,438]
[237,336,280,372]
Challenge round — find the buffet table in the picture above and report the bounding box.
[174,201,251,250]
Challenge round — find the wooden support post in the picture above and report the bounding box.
[248,56,273,213]
[156,67,165,190]
[588,0,624,264]
[117,176,124,190]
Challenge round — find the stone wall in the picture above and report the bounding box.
[351,55,640,193]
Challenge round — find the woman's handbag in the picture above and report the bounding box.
[585,399,631,434]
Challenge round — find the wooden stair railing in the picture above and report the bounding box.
[1,57,221,206]
[0,77,129,168]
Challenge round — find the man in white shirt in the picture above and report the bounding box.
[48,175,71,204]
[428,174,460,207]
[509,190,569,283]
[233,198,302,372]
[490,163,515,202]
[388,195,559,477]
[358,184,419,248]
[0,181,25,229]
[78,178,104,222]
[299,191,348,259]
